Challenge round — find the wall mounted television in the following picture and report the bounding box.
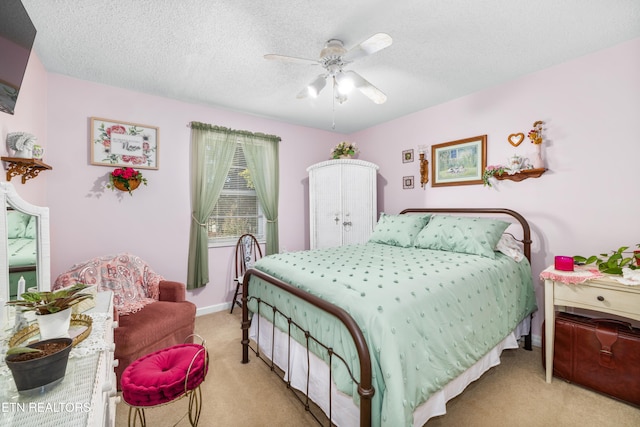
[0,0,37,115]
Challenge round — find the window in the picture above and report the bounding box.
[208,144,265,245]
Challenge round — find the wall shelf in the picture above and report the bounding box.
[494,168,546,182]
[1,157,53,184]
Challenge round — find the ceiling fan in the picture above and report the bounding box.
[264,33,392,105]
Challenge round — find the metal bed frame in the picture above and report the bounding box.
[241,208,533,427]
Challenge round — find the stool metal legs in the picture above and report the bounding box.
[128,406,146,427]
[126,386,203,427]
[187,385,203,426]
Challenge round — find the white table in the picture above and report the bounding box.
[0,291,117,426]
[543,268,640,383]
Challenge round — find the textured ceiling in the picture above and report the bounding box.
[19,0,640,133]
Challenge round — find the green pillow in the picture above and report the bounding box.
[24,215,37,239]
[7,210,29,239]
[368,213,431,248]
[414,215,510,258]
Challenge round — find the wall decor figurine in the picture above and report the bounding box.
[528,120,545,169]
[6,132,36,158]
[419,151,428,187]
[507,133,524,147]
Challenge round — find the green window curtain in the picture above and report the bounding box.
[187,122,236,289]
[237,132,280,255]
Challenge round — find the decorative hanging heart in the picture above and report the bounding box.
[508,133,524,147]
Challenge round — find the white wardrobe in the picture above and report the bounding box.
[307,159,379,249]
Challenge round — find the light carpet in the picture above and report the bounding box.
[115,311,640,426]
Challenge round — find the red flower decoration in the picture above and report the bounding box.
[107,125,126,136]
[107,167,148,195]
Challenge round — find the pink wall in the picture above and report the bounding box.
[350,37,640,341]
[43,75,344,312]
[0,50,48,205]
[7,37,639,344]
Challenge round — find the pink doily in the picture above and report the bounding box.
[540,266,604,284]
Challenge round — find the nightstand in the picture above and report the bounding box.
[543,267,640,383]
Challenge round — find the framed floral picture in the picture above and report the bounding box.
[90,117,159,169]
[402,149,414,163]
[403,176,414,189]
[431,135,486,187]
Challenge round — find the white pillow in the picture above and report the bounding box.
[495,233,525,262]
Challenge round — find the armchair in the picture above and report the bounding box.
[53,253,196,389]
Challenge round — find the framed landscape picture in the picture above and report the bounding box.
[90,117,159,169]
[431,135,486,187]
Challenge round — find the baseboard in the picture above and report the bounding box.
[196,302,232,317]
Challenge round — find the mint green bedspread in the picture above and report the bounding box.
[248,242,537,427]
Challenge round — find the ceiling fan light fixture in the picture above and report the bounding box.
[335,72,354,95]
[268,32,392,109]
[307,74,327,98]
[320,39,347,60]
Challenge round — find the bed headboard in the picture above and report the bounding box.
[399,208,532,262]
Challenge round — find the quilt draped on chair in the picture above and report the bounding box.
[53,253,164,315]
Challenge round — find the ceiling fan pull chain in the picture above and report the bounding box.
[332,76,336,130]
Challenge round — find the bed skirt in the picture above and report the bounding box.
[249,314,531,426]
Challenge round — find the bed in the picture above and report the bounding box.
[7,209,38,298]
[241,208,537,426]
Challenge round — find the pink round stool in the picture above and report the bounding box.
[121,337,209,427]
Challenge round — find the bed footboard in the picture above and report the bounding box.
[241,268,374,427]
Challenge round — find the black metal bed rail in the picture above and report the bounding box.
[242,268,374,427]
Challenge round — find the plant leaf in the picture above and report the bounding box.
[6,346,42,355]
[584,256,599,265]
[20,292,42,302]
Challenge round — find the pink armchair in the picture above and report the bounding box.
[53,253,196,389]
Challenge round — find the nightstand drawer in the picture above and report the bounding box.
[554,282,640,318]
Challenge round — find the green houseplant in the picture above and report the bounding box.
[6,283,92,315]
[5,337,73,393]
[6,284,93,340]
[331,141,359,159]
[574,245,640,275]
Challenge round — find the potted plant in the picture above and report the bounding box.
[574,245,640,275]
[6,284,93,340]
[4,337,73,393]
[106,166,147,195]
[482,165,507,187]
[331,141,359,159]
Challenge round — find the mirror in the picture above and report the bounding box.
[0,182,50,301]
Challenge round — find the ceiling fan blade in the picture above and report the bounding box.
[343,71,387,104]
[296,74,327,99]
[264,54,318,66]
[343,33,392,62]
